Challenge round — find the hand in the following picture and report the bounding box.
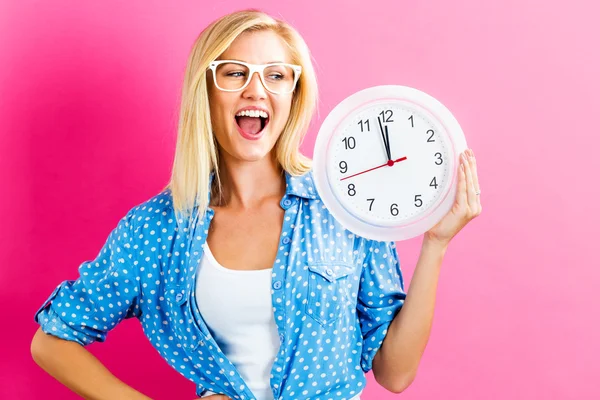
[377,116,392,162]
[384,124,392,160]
[424,149,482,245]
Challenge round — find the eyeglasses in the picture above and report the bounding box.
[207,60,302,94]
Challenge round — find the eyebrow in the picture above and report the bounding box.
[225,58,289,64]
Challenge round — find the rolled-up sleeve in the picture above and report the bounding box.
[34,210,142,346]
[356,238,407,373]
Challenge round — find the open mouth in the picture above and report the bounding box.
[234,110,270,136]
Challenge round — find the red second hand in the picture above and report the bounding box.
[340,156,407,181]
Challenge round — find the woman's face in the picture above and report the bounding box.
[207,30,295,164]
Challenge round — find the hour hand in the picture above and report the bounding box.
[384,124,392,160]
[377,116,391,162]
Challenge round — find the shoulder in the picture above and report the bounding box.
[297,168,384,249]
[120,188,181,237]
[290,168,372,244]
[286,168,321,201]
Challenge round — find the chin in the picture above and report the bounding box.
[233,131,278,158]
[231,145,272,162]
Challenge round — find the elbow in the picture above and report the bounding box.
[372,354,417,394]
[31,327,48,365]
[31,327,63,367]
[375,370,416,394]
[389,373,416,393]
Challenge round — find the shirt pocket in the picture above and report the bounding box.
[164,284,208,352]
[305,262,355,326]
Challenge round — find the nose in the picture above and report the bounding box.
[242,71,267,99]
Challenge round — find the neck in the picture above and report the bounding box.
[212,151,286,210]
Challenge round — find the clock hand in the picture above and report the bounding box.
[340,156,407,181]
[384,124,392,161]
[377,116,392,162]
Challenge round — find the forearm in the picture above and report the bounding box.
[372,236,447,392]
[31,327,152,400]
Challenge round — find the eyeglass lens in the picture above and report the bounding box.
[214,62,296,93]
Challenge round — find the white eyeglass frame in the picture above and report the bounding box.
[207,60,302,94]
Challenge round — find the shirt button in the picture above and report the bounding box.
[283,199,292,207]
[273,280,282,290]
[175,293,183,302]
[282,237,291,244]
[199,340,205,346]
[279,333,284,343]
[326,268,334,276]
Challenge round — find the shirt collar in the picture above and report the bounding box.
[283,169,319,200]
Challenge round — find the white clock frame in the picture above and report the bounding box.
[313,85,468,241]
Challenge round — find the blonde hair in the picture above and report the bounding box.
[164,9,318,224]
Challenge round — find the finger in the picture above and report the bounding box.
[467,149,481,195]
[456,152,467,207]
[467,149,482,216]
[462,151,476,210]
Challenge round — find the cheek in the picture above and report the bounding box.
[273,98,293,125]
[208,94,233,129]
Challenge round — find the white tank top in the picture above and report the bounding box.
[196,243,278,400]
[196,243,361,400]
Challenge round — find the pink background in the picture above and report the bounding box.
[1,0,598,399]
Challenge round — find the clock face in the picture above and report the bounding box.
[313,85,467,241]
[327,100,454,227]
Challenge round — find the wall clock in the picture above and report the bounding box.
[313,85,467,241]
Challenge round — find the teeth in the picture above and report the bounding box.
[235,110,269,118]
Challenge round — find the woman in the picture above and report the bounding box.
[31,9,481,400]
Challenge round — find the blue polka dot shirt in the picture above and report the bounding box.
[34,169,407,400]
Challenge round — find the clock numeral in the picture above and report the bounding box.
[379,109,394,123]
[430,176,438,189]
[434,152,443,165]
[358,119,370,132]
[348,183,356,196]
[427,129,435,142]
[408,115,414,128]
[342,136,356,150]
[339,161,348,174]
[390,203,399,216]
[367,198,375,211]
[414,195,423,207]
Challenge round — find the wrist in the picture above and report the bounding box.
[423,234,449,253]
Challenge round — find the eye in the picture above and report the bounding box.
[226,71,246,78]
[267,73,284,80]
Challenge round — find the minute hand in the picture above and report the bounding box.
[377,116,391,162]
[384,124,393,161]
[340,156,407,181]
